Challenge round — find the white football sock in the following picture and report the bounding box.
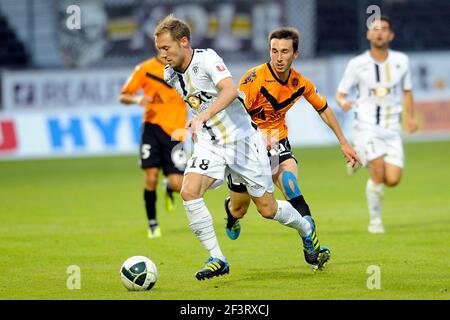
[366,179,384,224]
[273,200,312,237]
[183,198,226,261]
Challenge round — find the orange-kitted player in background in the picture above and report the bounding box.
[119,54,188,238]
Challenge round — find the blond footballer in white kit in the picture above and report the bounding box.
[154,15,335,280]
[336,16,418,234]
[163,47,272,196]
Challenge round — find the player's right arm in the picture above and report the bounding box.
[335,92,352,112]
[336,60,356,112]
[118,64,152,107]
[188,50,241,136]
[188,77,239,136]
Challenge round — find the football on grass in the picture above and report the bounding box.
[120,256,157,291]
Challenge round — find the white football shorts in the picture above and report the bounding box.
[184,131,274,197]
[352,123,404,168]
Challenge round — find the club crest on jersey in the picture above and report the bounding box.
[193,66,199,75]
[242,70,256,85]
[292,77,299,87]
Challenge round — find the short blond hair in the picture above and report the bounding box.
[154,14,191,41]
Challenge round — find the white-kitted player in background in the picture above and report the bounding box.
[336,15,418,234]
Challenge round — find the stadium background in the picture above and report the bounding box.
[0,0,449,301]
[1,0,450,158]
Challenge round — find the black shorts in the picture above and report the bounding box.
[267,138,297,171]
[139,123,187,175]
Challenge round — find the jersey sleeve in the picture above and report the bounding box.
[402,56,413,91]
[303,77,328,112]
[204,50,233,86]
[238,68,259,110]
[121,65,144,95]
[337,59,356,94]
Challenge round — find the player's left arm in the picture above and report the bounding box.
[403,90,418,133]
[402,56,418,133]
[319,107,361,167]
[304,78,361,166]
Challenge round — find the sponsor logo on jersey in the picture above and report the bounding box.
[185,91,213,112]
[216,64,226,72]
[373,86,390,98]
[186,96,201,110]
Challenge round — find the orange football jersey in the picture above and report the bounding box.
[121,57,188,140]
[239,63,328,141]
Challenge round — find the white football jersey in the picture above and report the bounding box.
[164,48,256,144]
[337,50,412,131]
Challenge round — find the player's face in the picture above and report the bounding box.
[155,32,186,69]
[367,20,394,49]
[269,38,298,75]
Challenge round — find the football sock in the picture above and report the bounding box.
[144,189,157,226]
[149,219,157,229]
[288,195,311,217]
[166,183,174,197]
[366,179,384,224]
[273,200,312,238]
[225,198,238,228]
[183,198,226,261]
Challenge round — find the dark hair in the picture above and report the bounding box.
[371,15,393,31]
[268,27,300,52]
[380,15,393,31]
[154,14,191,41]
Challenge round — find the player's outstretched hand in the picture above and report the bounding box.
[339,99,353,112]
[341,142,362,168]
[407,117,419,133]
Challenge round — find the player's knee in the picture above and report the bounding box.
[144,174,158,190]
[230,201,250,218]
[255,202,276,219]
[168,176,183,192]
[371,171,385,184]
[180,186,201,201]
[385,177,401,187]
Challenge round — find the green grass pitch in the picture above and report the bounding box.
[0,140,449,300]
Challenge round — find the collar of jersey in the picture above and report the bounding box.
[174,50,195,74]
[266,62,291,86]
[367,49,391,65]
